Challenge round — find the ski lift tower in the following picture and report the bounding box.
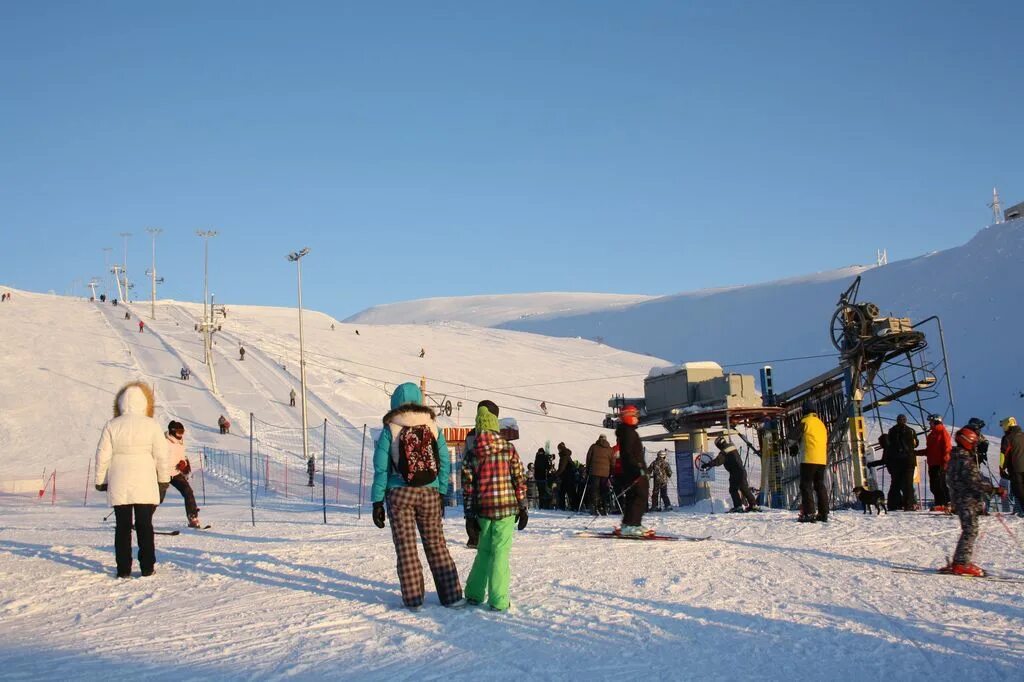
[87,278,101,301]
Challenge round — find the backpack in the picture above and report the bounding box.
[392,424,440,486]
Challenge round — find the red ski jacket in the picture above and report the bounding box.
[920,423,952,467]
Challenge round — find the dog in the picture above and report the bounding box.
[853,486,886,515]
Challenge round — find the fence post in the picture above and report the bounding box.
[84,458,92,507]
[249,413,256,527]
[322,419,328,525]
[52,471,56,506]
[200,446,207,506]
[357,424,368,520]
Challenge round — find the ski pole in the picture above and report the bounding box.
[103,509,114,522]
[571,473,591,518]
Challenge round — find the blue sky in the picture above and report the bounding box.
[2,1,1022,318]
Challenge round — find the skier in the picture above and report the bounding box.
[460,400,501,549]
[461,401,528,611]
[306,456,315,487]
[554,443,575,510]
[999,417,1024,516]
[786,401,829,523]
[331,323,335,331]
[539,401,548,415]
[918,414,952,511]
[162,421,201,528]
[704,435,759,512]
[585,434,615,515]
[616,405,651,536]
[888,414,920,511]
[94,382,169,578]
[941,424,1004,576]
[419,348,425,358]
[370,382,464,611]
[533,447,552,509]
[238,346,245,361]
[649,450,673,511]
[217,415,230,435]
[289,388,296,407]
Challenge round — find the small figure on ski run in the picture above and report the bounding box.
[999,416,1024,517]
[705,435,758,512]
[355,329,360,336]
[418,348,425,358]
[533,447,553,509]
[94,382,169,578]
[887,414,920,511]
[289,388,296,407]
[306,456,315,487]
[918,414,952,511]
[238,346,245,361]
[370,383,464,611]
[539,401,548,415]
[461,401,528,612]
[786,401,829,523]
[616,405,651,537]
[163,421,201,528]
[649,450,673,511]
[585,434,615,516]
[99,294,106,302]
[461,400,500,548]
[217,415,230,435]
[137,319,144,332]
[180,367,190,381]
[125,311,131,320]
[941,425,1005,577]
[330,323,335,331]
[112,299,118,306]
[554,443,575,510]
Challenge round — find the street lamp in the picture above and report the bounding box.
[287,247,311,472]
[146,227,163,319]
[196,230,219,394]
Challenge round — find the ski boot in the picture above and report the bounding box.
[797,514,817,523]
[188,515,202,529]
[951,562,986,577]
[727,506,746,513]
[816,514,829,523]
[931,505,947,513]
[745,505,762,513]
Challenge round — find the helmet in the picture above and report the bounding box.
[1000,416,1018,432]
[714,435,729,450]
[927,414,942,424]
[967,417,986,431]
[955,427,979,451]
[620,405,639,427]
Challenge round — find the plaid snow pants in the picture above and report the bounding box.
[386,487,462,607]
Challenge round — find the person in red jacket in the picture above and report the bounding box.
[918,414,952,511]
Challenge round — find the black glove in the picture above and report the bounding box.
[516,507,528,531]
[372,501,386,528]
[158,482,169,503]
[95,483,107,492]
[439,491,446,518]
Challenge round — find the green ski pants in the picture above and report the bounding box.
[465,516,515,610]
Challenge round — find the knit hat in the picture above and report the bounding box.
[475,404,500,433]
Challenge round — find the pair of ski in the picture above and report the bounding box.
[155,525,211,536]
[891,566,1023,583]
[576,530,711,542]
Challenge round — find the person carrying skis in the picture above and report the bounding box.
[460,400,501,548]
[616,405,651,536]
[94,382,169,578]
[289,388,296,407]
[999,417,1024,517]
[887,414,920,511]
[942,424,1005,576]
[370,382,464,611]
[786,401,829,523]
[704,435,759,513]
[918,414,952,511]
[585,434,615,515]
[649,450,673,511]
[461,401,527,611]
[162,420,202,528]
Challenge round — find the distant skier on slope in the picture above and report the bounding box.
[238,346,245,361]
[704,436,758,513]
[615,405,651,537]
[162,421,202,528]
[289,388,296,407]
[138,320,144,333]
[218,415,230,435]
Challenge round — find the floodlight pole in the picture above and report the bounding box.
[119,232,132,301]
[288,247,312,471]
[102,247,113,296]
[146,227,162,319]
[197,230,220,394]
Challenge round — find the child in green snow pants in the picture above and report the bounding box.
[465,516,515,610]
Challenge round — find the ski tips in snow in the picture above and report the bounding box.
[575,531,710,542]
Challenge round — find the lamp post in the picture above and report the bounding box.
[287,247,311,469]
[196,230,219,394]
[119,232,132,301]
[102,247,112,296]
[146,227,162,319]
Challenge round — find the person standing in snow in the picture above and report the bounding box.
[289,388,296,407]
[554,443,575,510]
[238,346,245,361]
[526,463,539,510]
[942,425,1004,576]
[533,447,552,509]
[137,320,144,332]
[217,415,230,435]
[460,400,501,549]
[649,450,673,511]
[585,434,615,515]
[786,401,829,523]
[704,436,758,512]
[918,414,952,511]
[162,421,202,528]
[371,382,464,611]
[461,402,528,611]
[306,456,316,487]
[616,405,650,536]
[94,382,169,578]
[999,417,1024,517]
[888,414,920,511]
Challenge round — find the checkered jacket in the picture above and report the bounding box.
[462,430,527,520]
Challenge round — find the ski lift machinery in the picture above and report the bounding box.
[606,276,955,511]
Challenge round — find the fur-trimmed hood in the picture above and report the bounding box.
[113,382,155,418]
[382,404,437,427]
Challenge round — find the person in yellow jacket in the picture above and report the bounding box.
[786,400,829,523]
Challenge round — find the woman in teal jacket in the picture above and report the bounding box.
[371,382,464,610]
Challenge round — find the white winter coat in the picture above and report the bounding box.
[94,384,169,506]
[165,432,187,480]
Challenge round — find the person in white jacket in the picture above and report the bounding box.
[94,382,169,578]
[163,420,202,527]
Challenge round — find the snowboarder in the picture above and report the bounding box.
[555,443,575,510]
[163,421,201,528]
[649,450,673,511]
[461,401,528,611]
[585,434,615,515]
[888,414,920,511]
[941,425,1004,576]
[533,447,553,509]
[999,416,1024,517]
[705,435,758,512]
[786,401,829,523]
[289,388,296,407]
[918,414,952,511]
[94,382,169,578]
[217,415,230,435]
[370,382,464,611]
[460,400,501,548]
[238,346,245,361]
[306,456,315,487]
[616,405,651,536]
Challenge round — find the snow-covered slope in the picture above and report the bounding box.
[345,292,656,326]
